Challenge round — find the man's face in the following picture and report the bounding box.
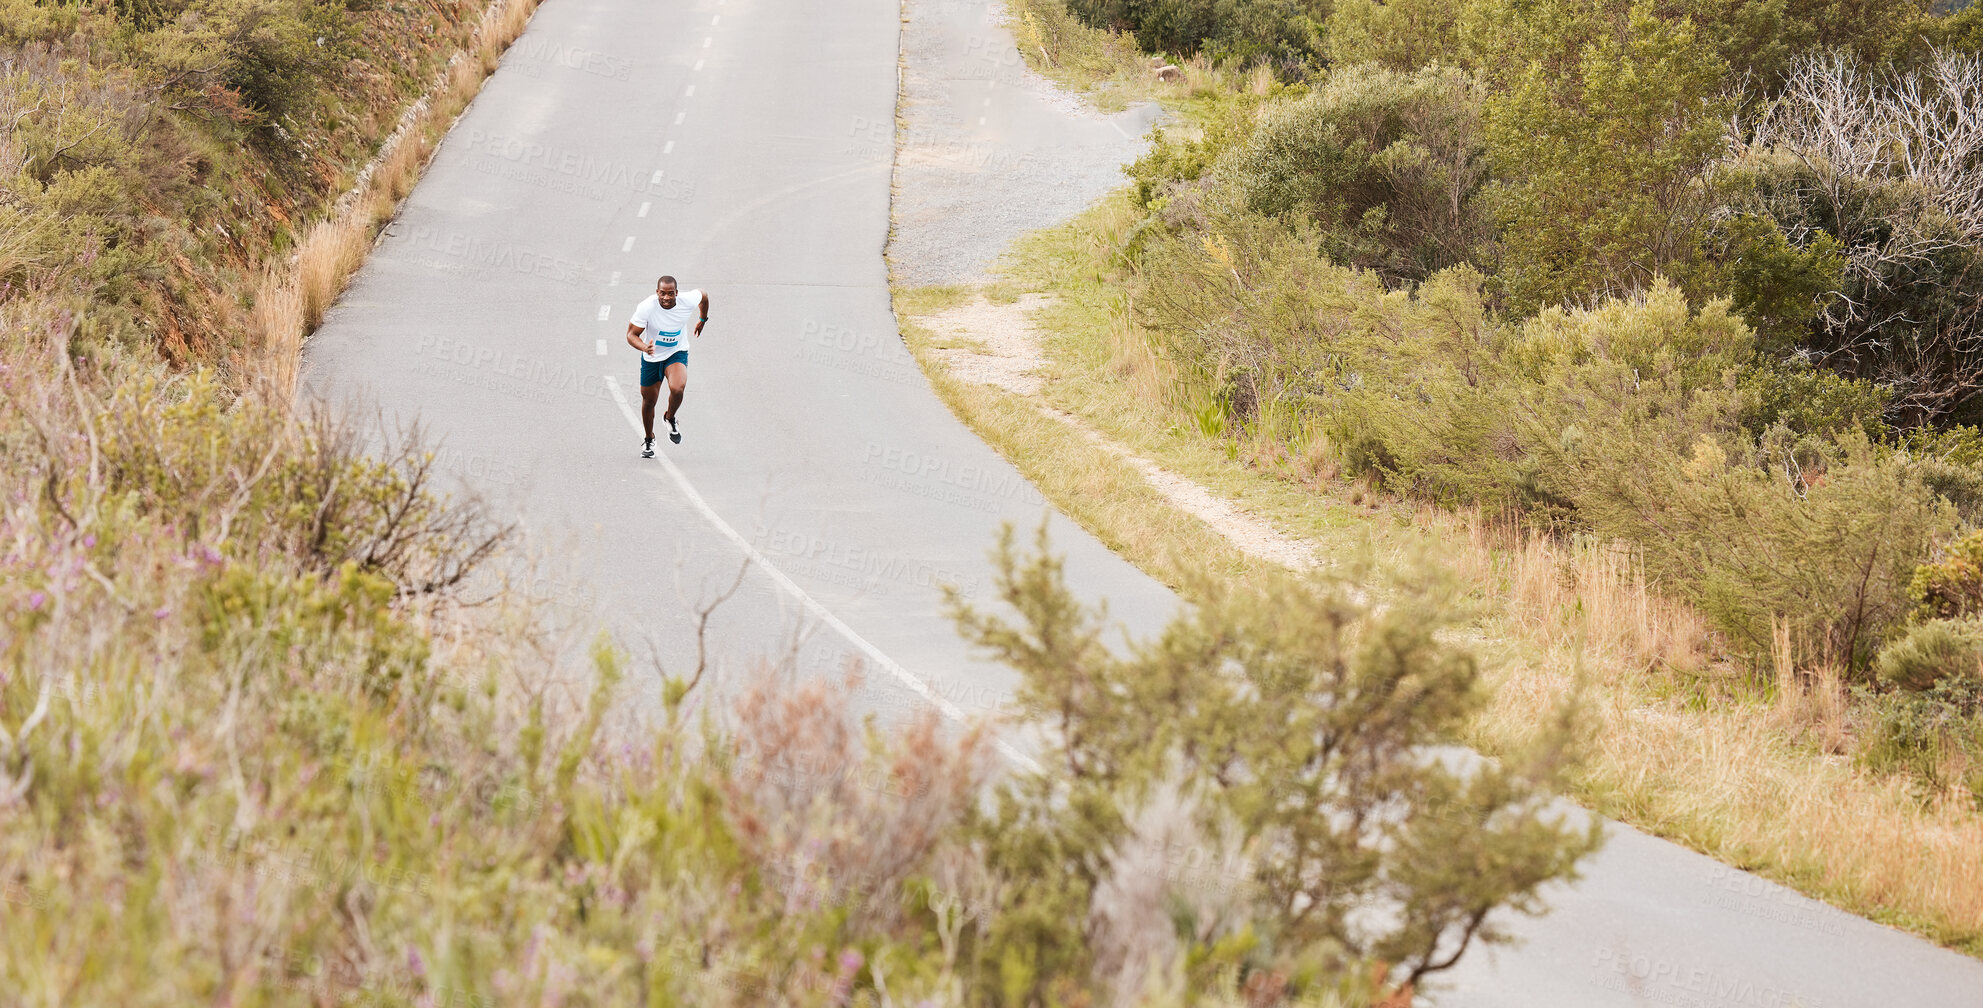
[658,282,678,308]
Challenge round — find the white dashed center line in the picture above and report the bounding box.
[702,36,711,48]
[596,305,610,321]
[622,236,636,252]
[711,14,720,24]
[600,375,1041,774]
[596,338,608,356]
[609,270,622,286]
[637,201,651,218]
[674,111,686,125]
[693,60,704,72]
[663,140,675,154]
[650,169,664,185]
[685,84,696,97]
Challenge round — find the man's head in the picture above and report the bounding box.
[656,275,678,307]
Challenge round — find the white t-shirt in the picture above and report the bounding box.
[630,289,703,361]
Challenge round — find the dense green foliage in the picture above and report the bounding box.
[945,525,1599,1003]
[1065,0,1333,69]
[1084,0,1983,799]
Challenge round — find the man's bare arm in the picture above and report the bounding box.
[695,293,711,336]
[626,322,652,353]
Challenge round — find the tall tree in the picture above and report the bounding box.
[1482,3,1735,312]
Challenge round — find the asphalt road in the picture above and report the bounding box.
[302,0,1983,1004]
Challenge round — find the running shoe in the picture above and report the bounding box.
[641,435,655,459]
[667,416,681,444]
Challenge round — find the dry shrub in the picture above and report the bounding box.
[477,0,539,57]
[242,269,303,395]
[1449,508,1713,677]
[1294,424,1340,485]
[375,126,434,204]
[1108,315,1174,407]
[1771,618,1851,753]
[722,664,993,930]
[1089,780,1253,1008]
[297,217,368,332]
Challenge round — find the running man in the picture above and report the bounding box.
[625,275,710,456]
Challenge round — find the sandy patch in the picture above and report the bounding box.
[921,293,1053,395]
[914,291,1318,571]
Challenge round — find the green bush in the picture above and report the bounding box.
[946,524,1601,1003]
[1325,0,1461,70]
[1909,528,1983,622]
[1124,83,1287,208]
[1481,4,1734,314]
[1064,0,1329,71]
[1945,0,1983,54]
[1129,193,1959,667]
[1875,618,1983,692]
[1859,672,1983,807]
[1695,211,1847,354]
[1557,430,1956,670]
[1738,358,1889,443]
[1219,62,1489,284]
[138,0,358,128]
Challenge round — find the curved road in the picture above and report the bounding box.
[302,0,1983,1004]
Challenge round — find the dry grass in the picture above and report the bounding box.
[297,216,369,332]
[245,0,548,401]
[1493,661,1983,944]
[1441,512,1983,948]
[1106,314,1176,410]
[1437,508,1715,678]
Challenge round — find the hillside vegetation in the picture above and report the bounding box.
[977,0,1983,954]
[1,2,1604,1005]
[1026,0,1983,813]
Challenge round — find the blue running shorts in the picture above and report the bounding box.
[639,350,688,386]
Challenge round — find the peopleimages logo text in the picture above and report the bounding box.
[511,36,635,80]
[862,442,1045,507]
[413,334,612,402]
[400,226,587,285]
[457,129,693,201]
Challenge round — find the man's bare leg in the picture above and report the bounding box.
[640,381,660,439]
[662,362,688,442]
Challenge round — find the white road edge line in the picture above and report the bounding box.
[603,373,1040,773]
